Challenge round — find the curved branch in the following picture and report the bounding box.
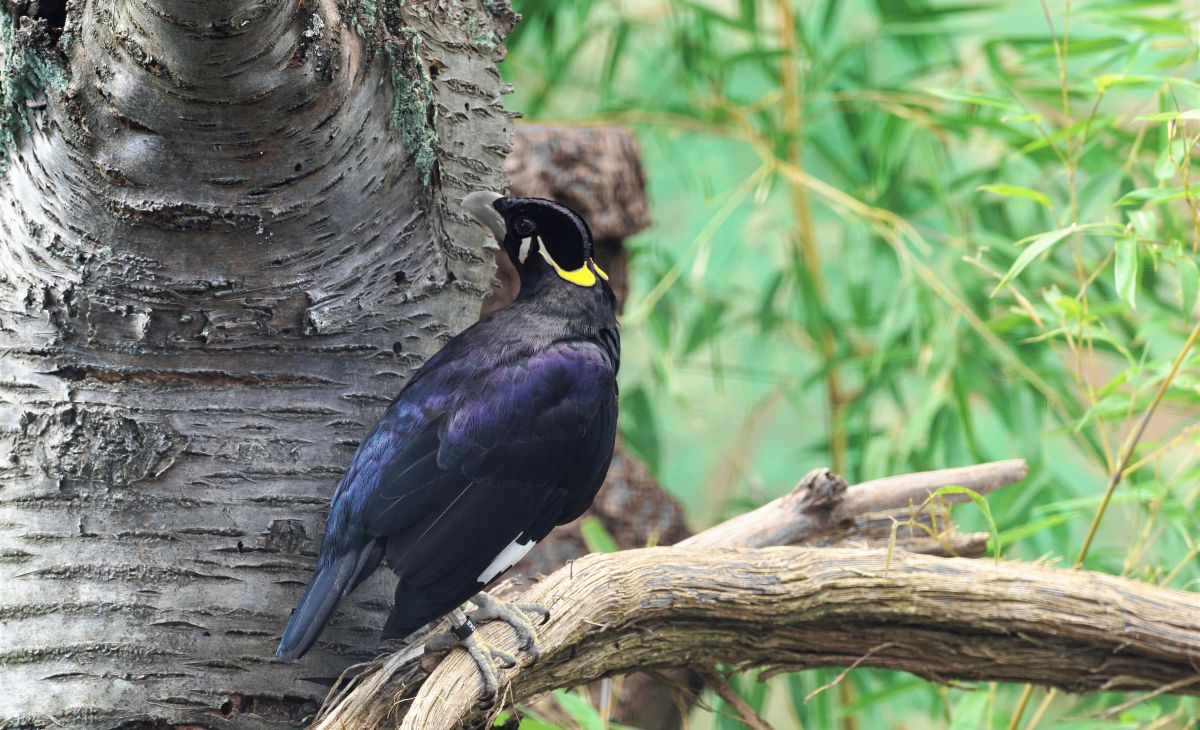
[315,545,1200,729]
[310,461,1032,727]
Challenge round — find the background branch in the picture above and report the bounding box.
[681,459,1027,552]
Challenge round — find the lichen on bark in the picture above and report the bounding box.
[385,32,439,185]
[340,0,446,187]
[0,11,66,163]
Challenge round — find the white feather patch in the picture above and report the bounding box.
[477,538,536,584]
[518,237,533,264]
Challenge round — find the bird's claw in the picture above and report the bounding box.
[424,622,517,702]
[423,594,550,701]
[468,593,550,660]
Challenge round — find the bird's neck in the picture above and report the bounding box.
[516,270,612,314]
[512,275,617,340]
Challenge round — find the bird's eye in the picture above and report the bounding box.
[514,217,536,236]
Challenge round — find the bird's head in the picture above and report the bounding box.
[463,191,609,288]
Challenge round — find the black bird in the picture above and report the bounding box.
[276,192,619,696]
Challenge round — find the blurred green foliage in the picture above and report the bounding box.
[502,0,1200,727]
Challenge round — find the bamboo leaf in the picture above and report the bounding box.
[1176,257,1199,314]
[579,516,620,554]
[549,689,639,730]
[1114,187,1189,207]
[552,689,606,730]
[618,386,660,474]
[948,691,989,730]
[999,512,1074,545]
[1020,116,1115,153]
[1153,148,1177,181]
[1096,371,1128,401]
[925,87,1019,110]
[991,225,1076,296]
[683,299,729,356]
[978,183,1052,209]
[1139,109,1200,122]
[1115,237,1138,309]
[1093,73,1158,92]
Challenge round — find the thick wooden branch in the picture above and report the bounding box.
[310,461,1036,727]
[320,458,1200,730]
[316,546,1200,730]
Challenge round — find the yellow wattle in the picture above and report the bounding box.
[540,249,598,287]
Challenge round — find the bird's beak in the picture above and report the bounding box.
[462,191,507,243]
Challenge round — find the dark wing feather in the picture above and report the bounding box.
[287,338,616,648]
[369,339,616,638]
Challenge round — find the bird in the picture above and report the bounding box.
[276,191,619,698]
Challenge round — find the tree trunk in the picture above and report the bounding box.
[0,0,515,726]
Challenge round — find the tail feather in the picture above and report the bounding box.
[276,541,382,660]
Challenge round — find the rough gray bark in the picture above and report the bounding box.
[0,1,515,727]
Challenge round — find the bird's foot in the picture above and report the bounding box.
[467,592,550,661]
[422,596,550,701]
[424,615,516,701]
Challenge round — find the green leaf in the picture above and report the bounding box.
[1104,14,1190,35]
[1074,387,1134,433]
[977,183,1052,209]
[999,512,1075,545]
[683,299,729,356]
[925,87,1019,110]
[1115,237,1138,309]
[948,690,988,730]
[579,516,620,553]
[514,716,567,730]
[1153,147,1177,181]
[1114,187,1189,207]
[991,225,1076,296]
[1021,115,1114,153]
[929,485,1001,559]
[553,689,605,730]
[1128,209,1156,239]
[1001,112,1043,124]
[1025,36,1126,59]
[1139,109,1200,122]
[1093,73,1158,92]
[618,385,660,474]
[601,22,629,92]
[493,708,560,730]
[1096,371,1128,401]
[675,0,753,30]
[1176,256,1199,314]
